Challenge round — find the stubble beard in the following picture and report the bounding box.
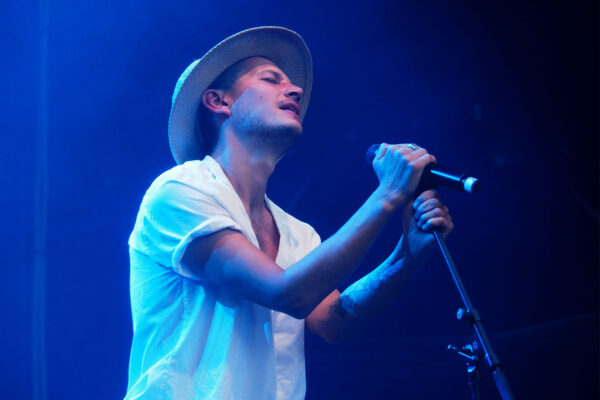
[243,113,303,159]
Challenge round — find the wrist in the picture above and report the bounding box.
[373,185,407,212]
[389,236,424,274]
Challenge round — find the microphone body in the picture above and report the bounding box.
[365,144,481,194]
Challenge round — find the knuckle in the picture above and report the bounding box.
[418,191,431,200]
[420,190,433,200]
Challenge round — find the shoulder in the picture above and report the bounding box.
[129,158,243,259]
[150,158,219,191]
[143,157,232,206]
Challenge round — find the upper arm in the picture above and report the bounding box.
[135,176,285,308]
[133,176,245,275]
[181,228,290,313]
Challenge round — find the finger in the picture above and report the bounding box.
[397,147,420,157]
[399,143,423,150]
[412,190,438,210]
[404,153,436,183]
[422,216,454,234]
[416,207,446,228]
[416,197,445,214]
[398,143,421,148]
[380,147,423,170]
[388,143,429,155]
[389,144,427,160]
[403,147,429,161]
[380,144,416,161]
[412,152,437,168]
[374,143,390,161]
[395,143,428,160]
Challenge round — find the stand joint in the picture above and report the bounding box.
[456,308,481,324]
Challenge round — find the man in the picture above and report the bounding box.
[125,26,453,399]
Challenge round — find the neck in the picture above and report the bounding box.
[211,135,277,215]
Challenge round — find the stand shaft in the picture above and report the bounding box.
[433,232,516,400]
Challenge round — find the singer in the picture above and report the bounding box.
[124,27,453,400]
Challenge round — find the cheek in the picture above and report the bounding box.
[229,96,268,128]
[234,89,265,111]
[246,89,267,107]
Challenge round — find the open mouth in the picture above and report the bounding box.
[280,103,300,116]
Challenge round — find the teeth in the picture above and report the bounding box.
[282,105,298,114]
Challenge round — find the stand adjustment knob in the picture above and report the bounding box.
[456,308,482,323]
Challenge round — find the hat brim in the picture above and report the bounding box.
[168,26,313,165]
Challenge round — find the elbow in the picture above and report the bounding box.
[287,308,311,320]
[277,300,315,320]
[270,289,316,320]
[318,330,347,344]
[326,328,361,344]
[306,317,356,344]
[313,322,362,344]
[265,271,326,319]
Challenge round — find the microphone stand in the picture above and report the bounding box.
[433,231,516,400]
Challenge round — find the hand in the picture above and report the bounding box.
[390,190,454,270]
[372,143,436,208]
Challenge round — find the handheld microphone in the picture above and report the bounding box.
[365,144,481,194]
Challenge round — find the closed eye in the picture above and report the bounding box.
[262,77,278,84]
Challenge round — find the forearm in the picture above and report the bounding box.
[306,243,423,343]
[280,186,400,317]
[337,253,415,322]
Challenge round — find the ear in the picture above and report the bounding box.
[201,89,232,117]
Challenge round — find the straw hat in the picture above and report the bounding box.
[168,26,313,164]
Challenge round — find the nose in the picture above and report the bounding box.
[284,83,303,102]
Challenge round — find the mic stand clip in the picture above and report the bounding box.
[448,338,481,400]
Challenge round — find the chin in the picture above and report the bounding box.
[264,123,302,156]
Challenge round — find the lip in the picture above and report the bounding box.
[279,102,300,116]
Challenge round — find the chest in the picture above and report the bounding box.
[249,209,280,262]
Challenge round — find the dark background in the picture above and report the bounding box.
[2,1,598,399]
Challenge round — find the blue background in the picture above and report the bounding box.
[2,1,598,399]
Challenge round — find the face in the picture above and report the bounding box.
[224,57,304,154]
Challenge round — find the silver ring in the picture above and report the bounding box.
[407,144,419,151]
